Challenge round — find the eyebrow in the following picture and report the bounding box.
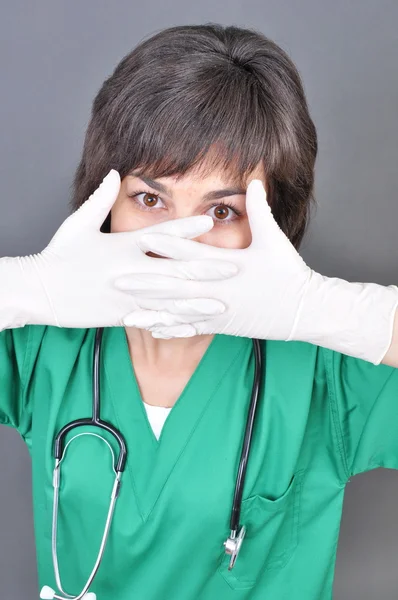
[130,173,246,202]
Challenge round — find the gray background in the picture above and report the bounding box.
[0,0,397,598]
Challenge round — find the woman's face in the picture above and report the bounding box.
[110,161,267,249]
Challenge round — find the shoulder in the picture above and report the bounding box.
[258,339,398,406]
[1,325,97,383]
[261,338,396,382]
[319,343,397,394]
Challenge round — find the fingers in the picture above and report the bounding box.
[114,274,207,298]
[245,179,281,248]
[149,322,209,338]
[133,297,225,316]
[114,259,238,287]
[73,170,121,229]
[138,214,214,239]
[151,324,198,338]
[123,308,217,329]
[148,319,208,340]
[137,231,226,261]
[245,180,302,273]
[159,258,237,280]
[245,179,270,245]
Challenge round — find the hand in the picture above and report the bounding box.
[115,180,313,340]
[1,170,238,330]
[115,179,398,364]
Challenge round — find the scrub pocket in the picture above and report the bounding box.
[218,468,305,590]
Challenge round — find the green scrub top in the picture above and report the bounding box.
[1,324,398,599]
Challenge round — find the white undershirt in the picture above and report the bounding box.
[142,401,172,440]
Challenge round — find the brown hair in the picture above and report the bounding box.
[71,23,317,248]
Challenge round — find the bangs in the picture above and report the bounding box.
[110,65,269,187]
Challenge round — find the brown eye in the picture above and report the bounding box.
[205,202,241,224]
[214,205,230,220]
[142,193,159,207]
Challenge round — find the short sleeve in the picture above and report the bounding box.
[0,324,46,437]
[325,347,398,477]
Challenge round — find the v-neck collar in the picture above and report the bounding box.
[102,327,249,521]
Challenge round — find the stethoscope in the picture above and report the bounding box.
[40,327,263,600]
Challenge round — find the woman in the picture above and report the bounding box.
[1,23,398,600]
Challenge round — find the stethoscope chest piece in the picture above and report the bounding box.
[224,525,246,570]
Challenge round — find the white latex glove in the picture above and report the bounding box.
[0,170,237,331]
[115,179,398,365]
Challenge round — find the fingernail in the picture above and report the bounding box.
[101,171,111,184]
[250,179,265,192]
[101,169,118,185]
[192,215,214,232]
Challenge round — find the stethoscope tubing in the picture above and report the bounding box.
[44,328,264,599]
[229,336,263,533]
[53,328,127,471]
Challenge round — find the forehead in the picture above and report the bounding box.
[131,158,265,188]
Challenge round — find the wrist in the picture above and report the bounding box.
[287,271,398,364]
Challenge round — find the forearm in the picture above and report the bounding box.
[0,255,52,330]
[289,272,398,366]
